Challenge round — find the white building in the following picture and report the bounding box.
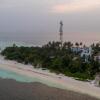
[80,47,93,62]
[71,47,83,53]
[71,47,93,62]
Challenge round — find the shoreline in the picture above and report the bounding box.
[0,56,100,99]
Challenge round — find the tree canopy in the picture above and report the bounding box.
[1,41,100,81]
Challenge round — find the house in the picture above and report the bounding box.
[80,47,93,62]
[71,47,83,53]
[71,47,93,62]
[94,53,100,63]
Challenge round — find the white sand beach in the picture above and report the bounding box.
[0,56,100,99]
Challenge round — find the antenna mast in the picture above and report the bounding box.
[59,21,63,47]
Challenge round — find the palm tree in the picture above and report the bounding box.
[75,42,79,48]
[66,41,73,49]
[63,42,68,49]
[80,42,83,47]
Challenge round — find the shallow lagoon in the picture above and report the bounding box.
[0,68,65,89]
[0,69,35,82]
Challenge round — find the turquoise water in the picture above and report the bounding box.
[0,68,66,90]
[0,69,37,82]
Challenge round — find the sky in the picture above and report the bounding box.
[0,0,100,45]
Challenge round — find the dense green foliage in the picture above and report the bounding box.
[1,42,100,80]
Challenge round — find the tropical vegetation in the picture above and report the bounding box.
[1,41,100,81]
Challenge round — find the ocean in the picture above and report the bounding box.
[0,40,35,51]
[0,68,65,90]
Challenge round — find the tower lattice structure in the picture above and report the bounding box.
[59,21,63,47]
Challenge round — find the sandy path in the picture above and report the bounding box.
[0,56,100,99]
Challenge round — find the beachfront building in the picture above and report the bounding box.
[71,47,83,53]
[71,47,93,62]
[80,47,93,62]
[94,53,100,63]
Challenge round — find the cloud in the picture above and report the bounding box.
[51,0,100,13]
